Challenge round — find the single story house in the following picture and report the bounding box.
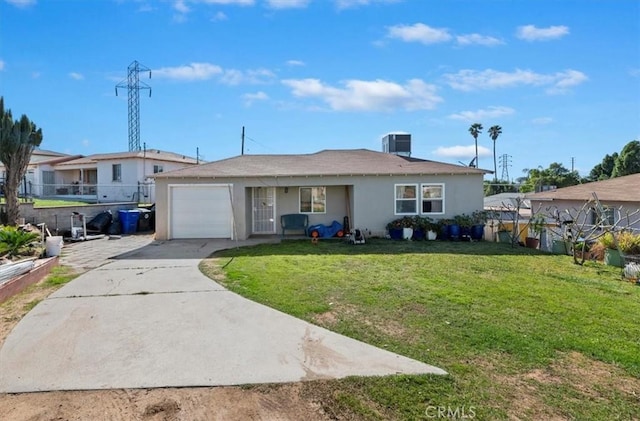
[153,148,489,240]
[526,173,640,231]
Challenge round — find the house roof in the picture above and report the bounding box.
[54,149,199,167]
[153,149,490,179]
[484,193,531,210]
[526,173,640,203]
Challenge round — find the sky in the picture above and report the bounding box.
[1,0,639,180]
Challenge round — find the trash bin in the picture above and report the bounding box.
[118,210,140,234]
[45,236,64,257]
[136,208,152,231]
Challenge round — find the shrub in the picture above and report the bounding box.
[617,231,640,255]
[0,225,41,258]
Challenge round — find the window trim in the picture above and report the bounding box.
[153,165,164,174]
[299,186,326,214]
[394,183,419,215]
[420,183,445,215]
[112,164,122,182]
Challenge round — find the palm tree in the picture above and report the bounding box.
[468,123,483,168]
[488,125,502,181]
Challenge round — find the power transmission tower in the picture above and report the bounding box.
[499,153,512,181]
[115,61,152,152]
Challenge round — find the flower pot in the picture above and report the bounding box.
[448,223,460,241]
[525,237,539,249]
[427,230,437,240]
[604,248,623,268]
[389,228,403,240]
[402,227,413,240]
[412,229,425,241]
[470,224,484,241]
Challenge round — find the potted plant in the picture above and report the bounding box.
[470,210,488,241]
[411,216,426,241]
[617,231,640,256]
[425,217,438,240]
[400,216,415,240]
[525,213,545,249]
[597,232,623,267]
[386,219,403,240]
[453,214,473,241]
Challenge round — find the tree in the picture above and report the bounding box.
[488,125,502,182]
[588,152,618,181]
[519,162,581,193]
[468,123,483,168]
[611,140,640,178]
[0,97,43,225]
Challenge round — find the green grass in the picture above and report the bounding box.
[201,239,640,420]
[32,199,91,207]
[44,265,77,286]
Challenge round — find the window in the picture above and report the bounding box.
[395,184,418,214]
[591,206,615,226]
[112,164,122,182]
[421,184,444,214]
[300,187,326,213]
[153,165,164,174]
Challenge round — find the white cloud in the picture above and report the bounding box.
[433,145,492,160]
[532,117,553,125]
[69,72,84,80]
[5,0,36,7]
[282,78,442,111]
[82,138,90,147]
[173,0,190,13]
[444,68,587,94]
[220,68,276,85]
[449,106,514,122]
[266,0,310,9]
[153,62,223,80]
[456,33,503,46]
[336,0,399,9]
[243,91,269,106]
[0,60,4,71]
[516,24,569,41]
[286,59,305,66]
[387,23,452,45]
[210,11,228,21]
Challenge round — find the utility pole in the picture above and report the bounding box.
[499,154,512,181]
[196,147,199,165]
[115,61,152,152]
[571,157,575,172]
[241,126,245,155]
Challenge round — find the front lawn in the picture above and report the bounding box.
[201,239,640,420]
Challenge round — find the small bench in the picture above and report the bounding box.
[281,213,309,237]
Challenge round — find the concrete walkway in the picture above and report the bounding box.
[0,237,445,393]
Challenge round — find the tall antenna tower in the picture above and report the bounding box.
[115,61,152,151]
[499,153,512,181]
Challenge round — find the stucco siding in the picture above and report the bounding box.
[155,173,485,241]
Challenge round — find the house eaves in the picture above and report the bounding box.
[525,173,640,203]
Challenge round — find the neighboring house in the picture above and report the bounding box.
[52,149,199,203]
[0,148,200,203]
[526,173,640,231]
[0,149,79,197]
[153,148,489,240]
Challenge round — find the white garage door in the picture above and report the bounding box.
[169,185,233,239]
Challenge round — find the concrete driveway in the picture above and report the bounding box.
[0,236,446,393]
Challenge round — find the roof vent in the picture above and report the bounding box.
[382,133,411,157]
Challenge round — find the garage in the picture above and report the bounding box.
[169,184,233,239]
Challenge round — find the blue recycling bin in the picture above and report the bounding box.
[118,210,140,234]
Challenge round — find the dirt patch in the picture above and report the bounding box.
[473,351,640,421]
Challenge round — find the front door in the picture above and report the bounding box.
[252,187,276,234]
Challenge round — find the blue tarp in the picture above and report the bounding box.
[307,220,343,238]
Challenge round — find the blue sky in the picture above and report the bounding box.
[1,0,638,179]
